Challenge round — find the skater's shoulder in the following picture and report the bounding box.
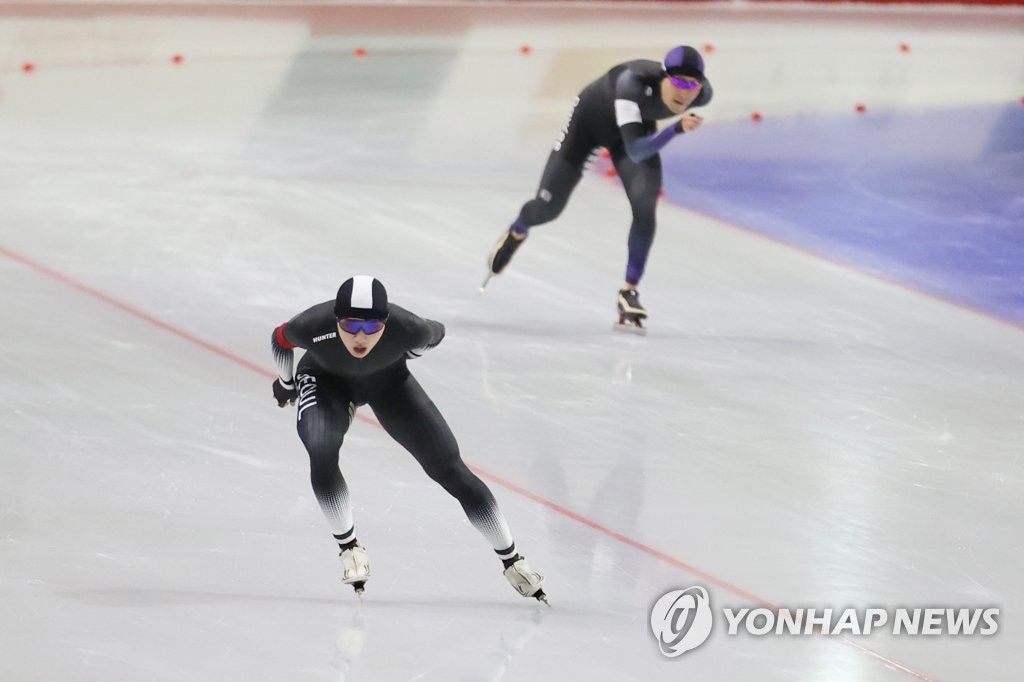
[614,59,663,82]
[384,302,415,322]
[381,303,430,330]
[289,300,337,329]
[383,304,443,341]
[609,59,666,101]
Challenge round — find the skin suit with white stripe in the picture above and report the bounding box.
[270,275,547,602]
[486,45,714,328]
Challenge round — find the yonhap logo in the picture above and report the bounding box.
[648,585,1000,660]
[649,586,714,657]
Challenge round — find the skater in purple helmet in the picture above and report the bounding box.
[484,45,713,333]
[271,275,547,603]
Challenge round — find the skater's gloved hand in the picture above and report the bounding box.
[678,112,703,133]
[273,378,297,407]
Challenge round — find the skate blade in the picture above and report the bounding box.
[479,271,494,293]
[534,590,551,607]
[613,322,647,336]
[350,580,366,598]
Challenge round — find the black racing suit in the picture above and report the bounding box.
[271,302,516,556]
[513,59,713,285]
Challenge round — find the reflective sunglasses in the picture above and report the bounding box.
[337,318,386,335]
[667,75,701,90]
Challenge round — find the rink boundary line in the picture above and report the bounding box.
[467,465,772,605]
[466,465,940,682]
[1,243,940,682]
[0,245,271,377]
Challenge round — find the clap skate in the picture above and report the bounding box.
[480,228,527,292]
[340,545,370,597]
[614,288,648,336]
[503,557,549,606]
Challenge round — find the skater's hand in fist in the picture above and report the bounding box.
[679,113,703,133]
[273,378,297,407]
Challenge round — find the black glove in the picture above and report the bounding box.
[273,378,297,407]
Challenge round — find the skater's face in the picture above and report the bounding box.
[336,318,386,358]
[661,75,702,114]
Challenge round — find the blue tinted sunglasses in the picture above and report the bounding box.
[667,75,701,90]
[338,318,386,335]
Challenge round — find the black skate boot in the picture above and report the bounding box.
[480,229,527,291]
[615,288,648,335]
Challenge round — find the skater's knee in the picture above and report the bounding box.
[631,209,656,235]
[522,198,566,226]
[307,447,341,483]
[422,457,460,483]
[298,423,345,457]
[310,464,342,497]
[424,459,479,496]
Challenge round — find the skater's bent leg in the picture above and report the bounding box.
[370,375,518,558]
[488,119,592,280]
[514,151,585,232]
[489,150,583,276]
[614,153,662,285]
[514,92,596,233]
[295,374,359,549]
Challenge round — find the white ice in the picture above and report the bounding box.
[1,3,1023,681]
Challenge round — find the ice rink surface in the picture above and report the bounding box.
[1,2,1023,681]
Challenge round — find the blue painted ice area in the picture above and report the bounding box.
[662,104,1024,325]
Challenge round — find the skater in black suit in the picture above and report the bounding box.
[271,275,547,602]
[485,45,713,332]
